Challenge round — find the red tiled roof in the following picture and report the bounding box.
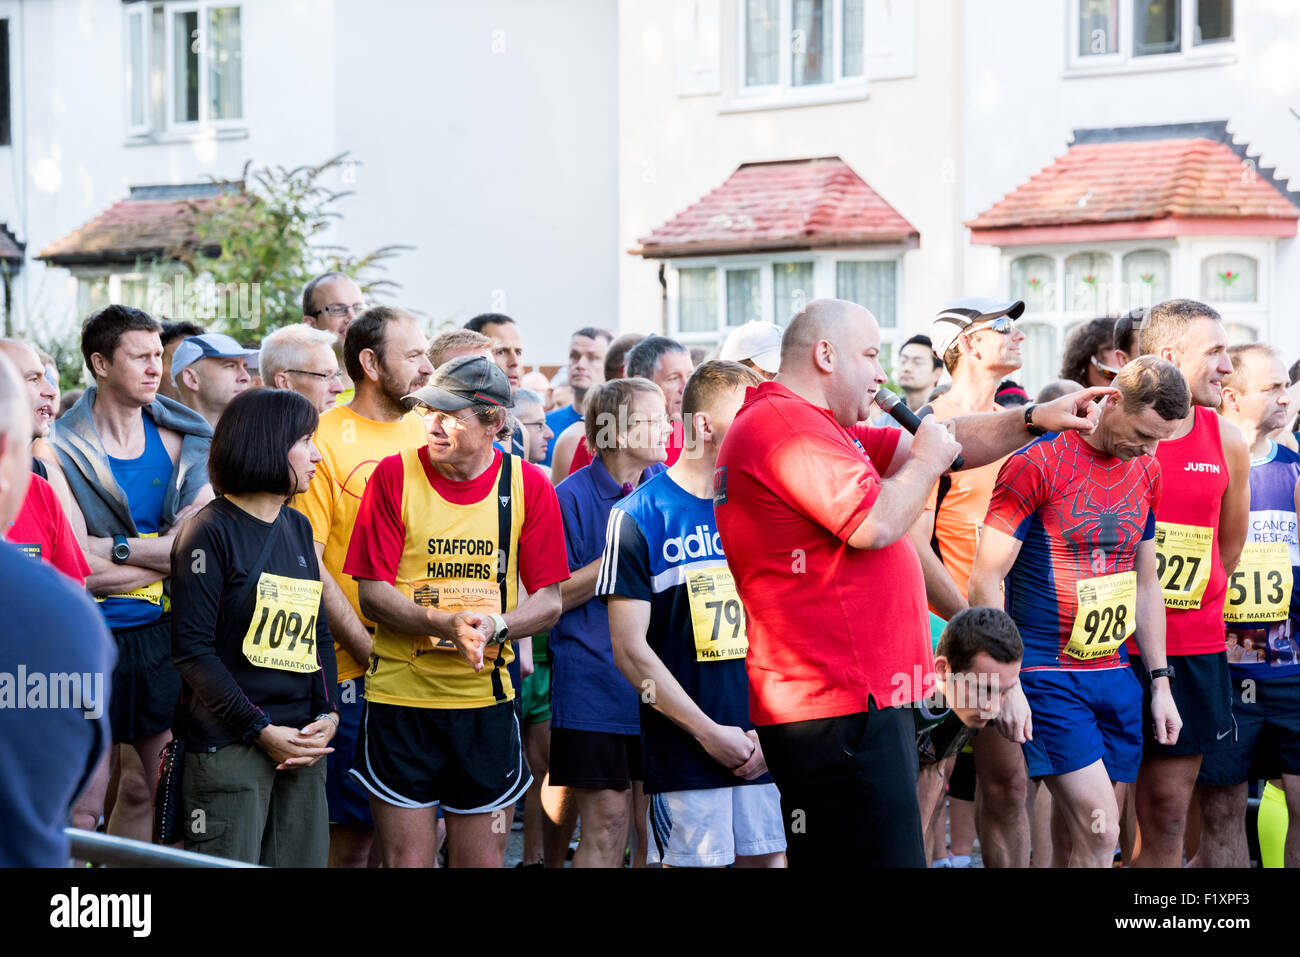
[967,138,1299,233]
[37,197,227,266]
[636,156,919,258]
[0,223,23,263]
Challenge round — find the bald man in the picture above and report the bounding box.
[713,298,1114,867]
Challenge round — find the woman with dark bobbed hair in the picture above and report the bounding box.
[169,388,338,865]
[1060,316,1120,387]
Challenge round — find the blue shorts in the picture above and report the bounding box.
[1020,667,1143,783]
[326,680,374,829]
[1199,673,1300,785]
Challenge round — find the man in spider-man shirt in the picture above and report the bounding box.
[969,357,1189,867]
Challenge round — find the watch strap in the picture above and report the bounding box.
[1024,403,1047,437]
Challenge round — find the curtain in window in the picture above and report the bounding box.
[1122,249,1170,309]
[842,0,864,76]
[1018,323,1057,397]
[128,14,147,128]
[1201,253,1257,303]
[1196,0,1232,44]
[173,10,199,123]
[678,267,718,332]
[773,263,813,326]
[792,0,830,86]
[208,6,243,120]
[1078,0,1119,56]
[836,261,897,328]
[726,270,761,327]
[1010,255,1055,313]
[1134,0,1180,56]
[745,0,780,85]
[1065,252,1112,313]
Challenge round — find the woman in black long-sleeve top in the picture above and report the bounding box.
[171,388,338,866]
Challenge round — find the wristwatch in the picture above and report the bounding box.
[1148,666,1175,685]
[488,613,510,645]
[1023,404,1047,438]
[111,534,131,565]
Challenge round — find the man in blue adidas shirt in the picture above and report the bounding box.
[1199,343,1300,866]
[601,360,786,867]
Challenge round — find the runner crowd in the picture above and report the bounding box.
[2,272,1297,869]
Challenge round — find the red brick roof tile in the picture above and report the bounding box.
[637,156,919,258]
[967,138,1299,233]
[37,197,227,266]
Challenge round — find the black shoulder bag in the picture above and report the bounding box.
[154,511,284,844]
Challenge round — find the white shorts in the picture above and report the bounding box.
[646,782,786,867]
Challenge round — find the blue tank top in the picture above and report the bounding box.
[98,415,172,629]
[1226,442,1300,680]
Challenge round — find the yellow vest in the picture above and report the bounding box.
[366,447,525,709]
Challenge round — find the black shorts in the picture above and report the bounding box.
[349,700,531,814]
[948,749,976,803]
[548,728,643,790]
[757,700,925,868]
[111,616,181,743]
[1199,673,1300,785]
[1139,652,1236,756]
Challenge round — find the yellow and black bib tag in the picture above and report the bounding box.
[686,567,747,662]
[241,573,323,673]
[1154,521,1214,609]
[1225,541,1293,624]
[1065,570,1137,660]
[401,578,504,660]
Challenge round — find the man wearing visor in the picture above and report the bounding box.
[343,356,568,867]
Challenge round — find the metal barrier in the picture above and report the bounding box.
[66,829,260,868]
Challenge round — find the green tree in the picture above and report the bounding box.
[178,153,409,343]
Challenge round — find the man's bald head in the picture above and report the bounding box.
[780,299,875,368]
[777,298,886,427]
[0,351,33,527]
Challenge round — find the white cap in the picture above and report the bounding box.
[928,298,1025,358]
[719,321,782,374]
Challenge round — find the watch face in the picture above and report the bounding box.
[113,543,130,561]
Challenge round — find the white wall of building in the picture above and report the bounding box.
[0,0,618,368]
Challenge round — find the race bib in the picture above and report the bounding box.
[1225,541,1293,624]
[1065,570,1136,660]
[1153,522,1214,609]
[686,567,747,662]
[241,573,323,673]
[401,578,503,659]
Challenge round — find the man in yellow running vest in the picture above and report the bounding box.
[344,356,569,867]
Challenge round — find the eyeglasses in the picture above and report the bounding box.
[416,406,481,429]
[314,302,368,319]
[1090,355,1121,382]
[966,316,1017,336]
[287,369,346,381]
[519,419,548,431]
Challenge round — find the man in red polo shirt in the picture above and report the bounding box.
[713,298,1114,867]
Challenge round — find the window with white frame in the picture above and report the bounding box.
[1002,239,1272,393]
[740,0,865,93]
[669,253,901,349]
[125,1,243,135]
[74,265,187,320]
[1069,0,1232,71]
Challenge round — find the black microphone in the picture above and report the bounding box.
[874,387,964,471]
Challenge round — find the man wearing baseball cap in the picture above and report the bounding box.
[343,355,569,867]
[719,321,781,380]
[912,298,1036,867]
[171,332,256,428]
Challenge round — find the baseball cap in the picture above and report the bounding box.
[171,333,258,384]
[929,298,1026,358]
[404,355,514,411]
[719,321,782,374]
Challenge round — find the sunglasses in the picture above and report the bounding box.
[1090,354,1121,381]
[965,316,1017,336]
